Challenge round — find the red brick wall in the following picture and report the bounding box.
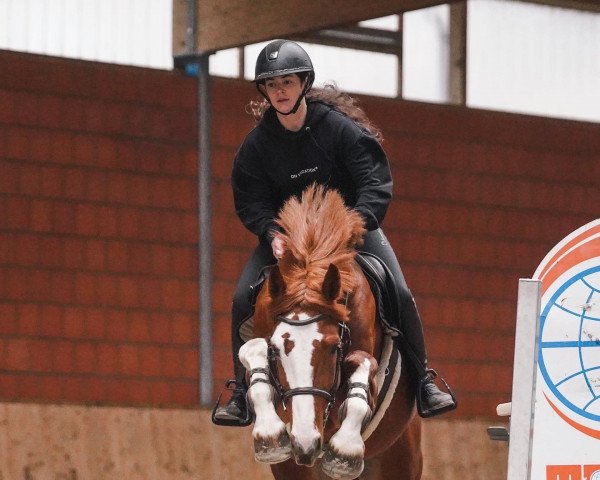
[1,50,599,417]
[0,51,199,405]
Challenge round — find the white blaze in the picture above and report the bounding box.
[271,315,323,452]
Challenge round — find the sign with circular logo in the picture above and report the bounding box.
[530,219,600,476]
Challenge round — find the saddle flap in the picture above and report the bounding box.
[355,252,400,337]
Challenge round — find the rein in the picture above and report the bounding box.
[265,312,351,428]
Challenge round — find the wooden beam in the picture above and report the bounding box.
[448,1,467,105]
[172,0,600,58]
[522,0,600,13]
[173,0,451,55]
[397,14,404,99]
[172,0,189,56]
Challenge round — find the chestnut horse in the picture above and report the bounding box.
[239,185,422,480]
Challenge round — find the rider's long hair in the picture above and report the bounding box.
[247,81,383,143]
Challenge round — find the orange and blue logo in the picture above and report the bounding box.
[534,219,600,440]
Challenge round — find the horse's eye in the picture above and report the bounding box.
[330,344,339,355]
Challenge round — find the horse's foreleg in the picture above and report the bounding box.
[239,338,291,464]
[321,351,378,480]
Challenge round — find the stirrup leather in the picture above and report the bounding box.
[211,379,253,427]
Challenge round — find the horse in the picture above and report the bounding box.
[238,184,422,480]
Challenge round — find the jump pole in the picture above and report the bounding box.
[506,279,542,480]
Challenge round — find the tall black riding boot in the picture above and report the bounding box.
[212,358,251,426]
[399,296,457,418]
[212,307,252,427]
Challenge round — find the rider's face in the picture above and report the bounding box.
[263,74,304,114]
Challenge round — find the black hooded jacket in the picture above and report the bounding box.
[231,100,393,242]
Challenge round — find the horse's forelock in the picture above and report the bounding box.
[272,185,365,314]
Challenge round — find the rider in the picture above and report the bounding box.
[213,39,457,425]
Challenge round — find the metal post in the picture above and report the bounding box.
[184,0,213,407]
[185,0,196,52]
[197,54,213,407]
[507,279,541,480]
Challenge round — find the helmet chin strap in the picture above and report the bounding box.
[256,80,311,116]
[275,91,305,116]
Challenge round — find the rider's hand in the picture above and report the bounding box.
[271,233,286,259]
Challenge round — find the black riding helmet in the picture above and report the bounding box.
[253,40,315,116]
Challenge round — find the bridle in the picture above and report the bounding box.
[252,313,351,427]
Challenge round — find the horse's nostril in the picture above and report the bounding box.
[295,453,315,466]
[313,437,322,452]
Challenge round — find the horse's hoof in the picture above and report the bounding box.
[253,431,292,464]
[321,448,364,480]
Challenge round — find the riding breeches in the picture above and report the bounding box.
[230,228,428,382]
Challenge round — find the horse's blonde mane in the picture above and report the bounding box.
[269,184,366,317]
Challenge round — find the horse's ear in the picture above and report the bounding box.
[268,265,286,298]
[322,263,341,302]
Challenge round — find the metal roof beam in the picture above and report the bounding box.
[292,25,402,55]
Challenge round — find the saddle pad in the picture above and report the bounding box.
[361,335,401,441]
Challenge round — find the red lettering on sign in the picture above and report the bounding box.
[546,465,581,480]
[547,465,600,480]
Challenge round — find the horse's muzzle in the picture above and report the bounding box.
[291,436,322,466]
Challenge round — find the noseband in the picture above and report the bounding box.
[264,313,350,427]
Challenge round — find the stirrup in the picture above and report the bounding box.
[417,369,457,418]
[211,379,253,427]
